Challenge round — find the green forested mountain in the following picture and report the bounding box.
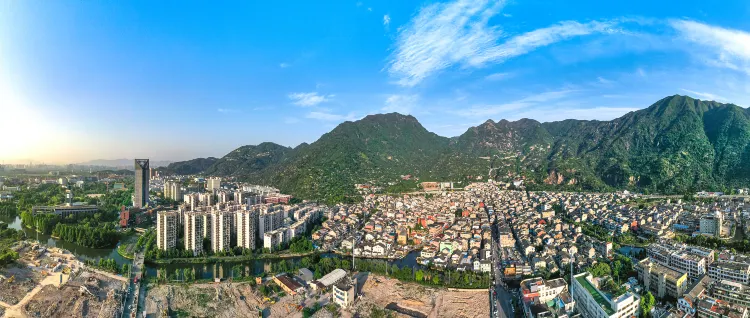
[163,157,219,175]
[203,142,294,177]
[197,95,749,201]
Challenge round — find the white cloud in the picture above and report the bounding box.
[382,94,419,114]
[670,20,750,75]
[502,13,512,18]
[485,72,513,81]
[512,106,639,122]
[388,0,624,86]
[217,108,237,113]
[368,7,372,12]
[680,88,726,101]
[455,89,577,118]
[636,67,647,77]
[383,15,391,27]
[306,111,357,122]
[288,92,333,107]
[283,117,300,124]
[597,76,614,85]
[279,63,290,68]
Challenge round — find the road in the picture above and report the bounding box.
[122,251,145,318]
[486,203,515,318]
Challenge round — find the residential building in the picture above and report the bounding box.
[710,279,750,309]
[157,211,179,250]
[333,277,356,308]
[700,212,724,237]
[134,159,150,208]
[520,277,576,318]
[184,212,206,256]
[709,261,750,285]
[237,209,258,251]
[211,210,233,252]
[207,177,221,193]
[572,273,639,318]
[696,297,748,318]
[637,258,689,299]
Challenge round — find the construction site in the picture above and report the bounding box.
[0,241,127,318]
[143,281,326,318]
[350,274,490,318]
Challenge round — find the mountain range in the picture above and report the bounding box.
[167,95,750,202]
[77,159,173,169]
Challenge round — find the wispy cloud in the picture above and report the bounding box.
[279,63,290,68]
[387,0,626,86]
[283,117,300,124]
[680,88,726,101]
[670,20,750,75]
[485,72,514,81]
[382,94,419,114]
[383,15,391,27]
[512,106,639,122]
[455,89,577,118]
[217,108,238,113]
[636,67,647,77]
[288,92,333,107]
[597,76,614,85]
[306,111,357,122]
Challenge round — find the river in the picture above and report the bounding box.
[1,214,421,280]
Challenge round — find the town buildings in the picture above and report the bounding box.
[236,209,258,250]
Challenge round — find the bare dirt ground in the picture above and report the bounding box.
[20,270,126,318]
[351,274,490,318]
[143,281,333,318]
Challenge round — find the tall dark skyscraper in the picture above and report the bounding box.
[134,159,150,208]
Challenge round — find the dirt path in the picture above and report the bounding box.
[0,272,72,318]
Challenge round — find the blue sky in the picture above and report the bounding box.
[2,0,749,163]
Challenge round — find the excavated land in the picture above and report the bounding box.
[0,242,79,307]
[144,281,331,318]
[0,265,42,306]
[352,274,490,318]
[21,270,126,318]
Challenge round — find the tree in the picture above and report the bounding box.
[587,262,611,278]
[415,269,424,282]
[640,291,655,317]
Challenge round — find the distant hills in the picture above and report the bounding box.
[77,159,173,169]
[168,95,750,202]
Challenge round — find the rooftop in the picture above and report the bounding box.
[576,275,615,315]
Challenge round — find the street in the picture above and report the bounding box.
[486,202,515,318]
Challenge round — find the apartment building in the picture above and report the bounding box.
[700,212,724,237]
[647,243,710,279]
[572,273,639,318]
[264,229,285,251]
[519,277,576,318]
[207,177,221,193]
[184,212,207,256]
[258,207,285,243]
[710,279,750,309]
[709,261,750,285]
[157,211,179,250]
[637,258,689,299]
[211,210,234,252]
[237,209,258,250]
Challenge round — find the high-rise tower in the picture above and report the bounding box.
[134,159,150,208]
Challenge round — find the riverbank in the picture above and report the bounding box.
[147,250,319,264]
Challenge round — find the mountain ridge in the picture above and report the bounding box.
[167,95,749,202]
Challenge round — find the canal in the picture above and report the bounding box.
[1,213,422,280]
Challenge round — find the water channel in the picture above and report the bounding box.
[1,214,420,280]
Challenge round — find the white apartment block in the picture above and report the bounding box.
[184,212,207,256]
[709,261,750,285]
[237,209,258,250]
[157,211,179,251]
[211,210,234,252]
[700,212,724,237]
[264,229,286,251]
[258,208,285,243]
[207,177,221,193]
[572,273,639,318]
[647,243,710,279]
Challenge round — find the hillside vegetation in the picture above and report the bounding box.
[174,95,749,202]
